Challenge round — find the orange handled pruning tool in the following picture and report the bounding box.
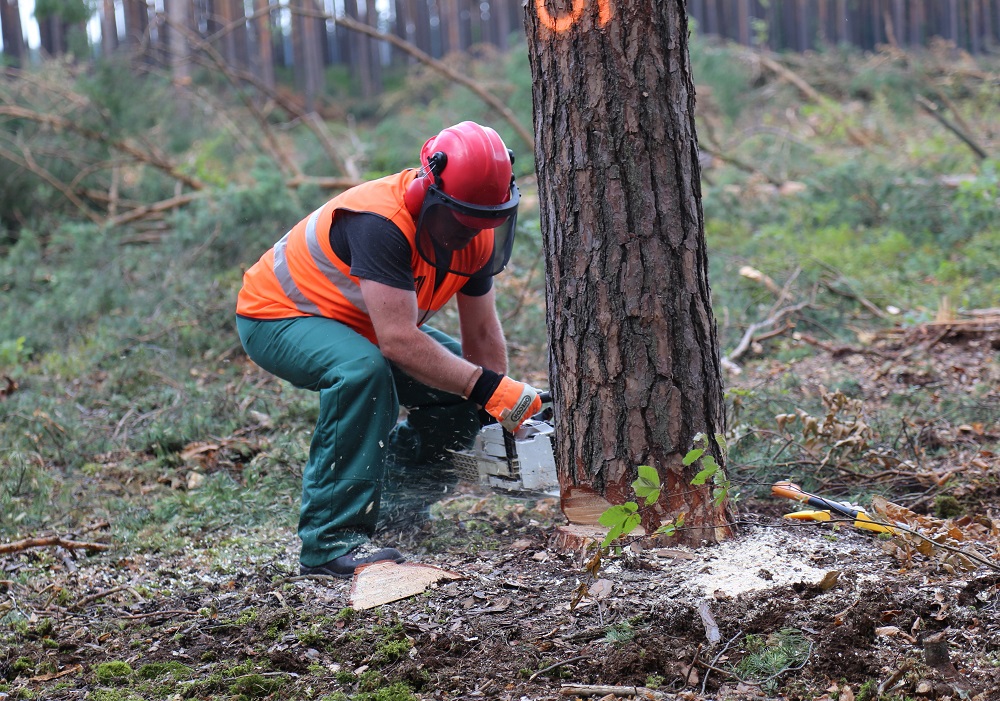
[771,481,897,535]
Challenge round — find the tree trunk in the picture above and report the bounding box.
[214,0,237,66]
[230,0,250,69]
[365,0,383,95]
[123,0,149,49]
[38,14,65,56]
[165,0,191,118]
[413,0,432,54]
[438,0,460,54]
[491,0,510,50]
[0,0,27,66]
[294,0,324,112]
[392,0,411,64]
[253,0,276,89]
[100,0,119,56]
[457,0,472,48]
[524,0,734,547]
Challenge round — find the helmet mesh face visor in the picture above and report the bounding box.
[414,183,519,279]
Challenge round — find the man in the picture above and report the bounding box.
[236,121,542,578]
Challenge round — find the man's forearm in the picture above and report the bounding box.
[382,328,480,397]
[462,331,507,376]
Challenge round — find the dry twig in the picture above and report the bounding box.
[915,94,989,160]
[0,537,109,555]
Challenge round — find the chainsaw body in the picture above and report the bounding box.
[449,419,558,493]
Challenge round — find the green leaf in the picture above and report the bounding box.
[621,512,641,537]
[633,464,660,490]
[712,486,728,507]
[715,433,728,457]
[691,463,719,486]
[654,521,676,536]
[598,502,638,528]
[599,504,642,547]
[601,523,625,548]
[682,448,704,466]
[632,465,660,506]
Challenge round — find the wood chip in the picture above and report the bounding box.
[349,562,463,610]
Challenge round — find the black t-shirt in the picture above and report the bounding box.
[329,211,492,296]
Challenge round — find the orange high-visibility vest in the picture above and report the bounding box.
[236,170,494,345]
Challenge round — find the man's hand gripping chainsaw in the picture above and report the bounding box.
[467,369,543,433]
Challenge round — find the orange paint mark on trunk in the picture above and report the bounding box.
[535,0,612,32]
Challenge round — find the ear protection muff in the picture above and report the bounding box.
[404,151,448,218]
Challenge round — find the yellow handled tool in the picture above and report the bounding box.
[772,481,896,535]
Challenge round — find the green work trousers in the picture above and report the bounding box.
[236,316,480,567]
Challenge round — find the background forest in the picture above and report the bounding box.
[1,5,1000,699]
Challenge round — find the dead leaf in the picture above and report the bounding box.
[180,442,220,460]
[0,375,17,399]
[818,571,841,590]
[588,579,613,600]
[248,409,271,426]
[839,685,855,701]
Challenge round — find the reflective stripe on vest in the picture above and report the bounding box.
[272,229,322,316]
[271,209,369,317]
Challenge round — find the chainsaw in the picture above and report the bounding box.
[449,391,558,494]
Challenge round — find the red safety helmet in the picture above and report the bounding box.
[404,122,520,278]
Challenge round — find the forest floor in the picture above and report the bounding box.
[1,324,998,701]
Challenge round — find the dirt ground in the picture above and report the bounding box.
[2,327,998,700]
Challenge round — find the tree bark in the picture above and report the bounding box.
[492,0,510,50]
[0,0,27,65]
[392,0,411,63]
[413,0,432,54]
[100,0,119,56]
[38,14,65,56]
[252,0,276,89]
[166,0,192,117]
[123,0,150,49]
[524,0,734,546]
[297,0,325,111]
[365,0,383,95]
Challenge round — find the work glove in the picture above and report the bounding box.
[467,369,542,433]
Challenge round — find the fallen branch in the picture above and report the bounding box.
[0,141,104,225]
[72,585,132,610]
[915,94,989,161]
[723,299,811,369]
[529,654,590,682]
[820,277,892,321]
[117,609,200,619]
[797,333,894,360]
[0,537,110,555]
[0,105,205,191]
[559,684,673,699]
[744,49,873,148]
[108,191,208,228]
[698,141,782,186]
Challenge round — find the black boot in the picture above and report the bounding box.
[299,543,405,578]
